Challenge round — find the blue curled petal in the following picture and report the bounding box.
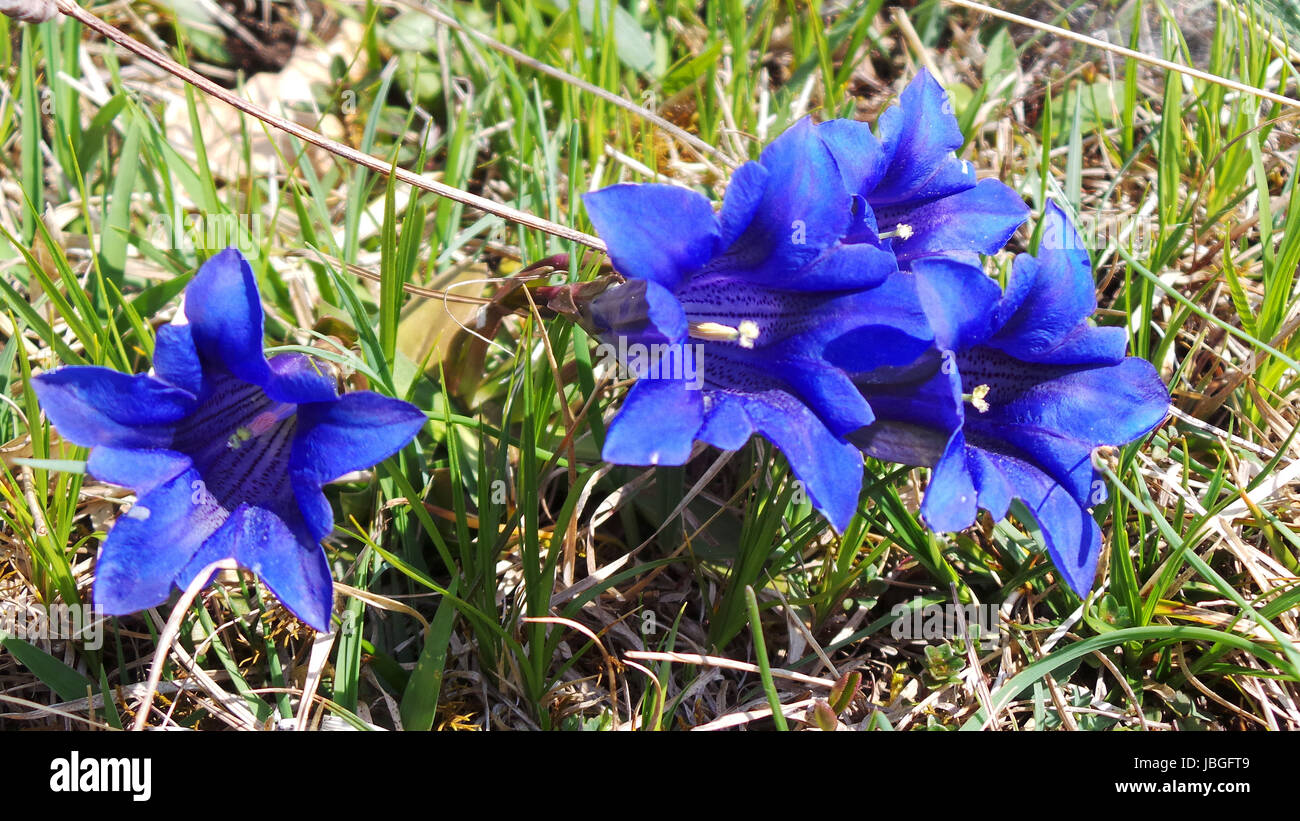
[290,391,427,485]
[989,202,1099,359]
[583,184,720,292]
[153,323,206,395]
[740,392,864,533]
[912,256,1002,352]
[602,376,703,466]
[32,367,195,449]
[589,279,688,347]
[697,393,754,451]
[712,118,852,284]
[233,505,335,633]
[869,70,974,207]
[771,358,873,437]
[892,179,1029,265]
[851,355,962,467]
[92,468,217,616]
[717,161,770,249]
[185,248,273,386]
[794,241,898,291]
[979,451,1102,596]
[86,447,192,495]
[821,269,934,373]
[816,118,889,198]
[919,432,979,533]
[293,484,336,542]
[264,353,340,405]
[967,447,1014,522]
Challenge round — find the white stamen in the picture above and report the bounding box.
[689,320,762,349]
[689,321,740,342]
[879,223,914,240]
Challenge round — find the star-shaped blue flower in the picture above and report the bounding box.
[851,202,1169,595]
[816,69,1029,269]
[583,118,935,531]
[31,249,426,631]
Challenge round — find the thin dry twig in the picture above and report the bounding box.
[132,558,237,731]
[947,0,1300,110]
[50,0,607,251]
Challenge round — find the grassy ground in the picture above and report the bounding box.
[1,0,1299,731]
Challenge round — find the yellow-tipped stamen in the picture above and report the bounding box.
[964,384,991,414]
[227,426,254,449]
[737,320,760,349]
[879,223,914,240]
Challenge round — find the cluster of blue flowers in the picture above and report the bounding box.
[28,70,1168,633]
[582,70,1169,597]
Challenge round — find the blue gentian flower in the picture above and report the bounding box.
[31,249,426,631]
[816,69,1029,269]
[850,202,1169,595]
[583,118,935,531]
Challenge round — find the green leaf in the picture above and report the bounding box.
[399,579,459,731]
[0,635,94,703]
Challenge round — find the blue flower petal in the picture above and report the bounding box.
[741,392,863,532]
[851,356,961,466]
[712,118,851,284]
[583,184,720,292]
[153,323,206,395]
[919,432,979,533]
[912,256,1002,352]
[821,270,934,373]
[967,447,1014,521]
[185,248,273,387]
[232,505,334,633]
[967,356,1169,450]
[816,118,888,198]
[697,393,754,451]
[772,358,873,437]
[176,501,334,632]
[978,450,1101,596]
[589,279,688,348]
[86,447,192,495]
[92,468,217,616]
[869,70,974,208]
[290,391,427,485]
[1013,321,1129,365]
[264,353,340,405]
[989,203,1100,361]
[602,376,703,466]
[795,241,897,291]
[717,161,770,249]
[32,367,195,449]
[1040,501,1103,598]
[892,179,1028,265]
[293,484,336,542]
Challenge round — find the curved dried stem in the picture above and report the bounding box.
[52,0,607,251]
[947,0,1300,111]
